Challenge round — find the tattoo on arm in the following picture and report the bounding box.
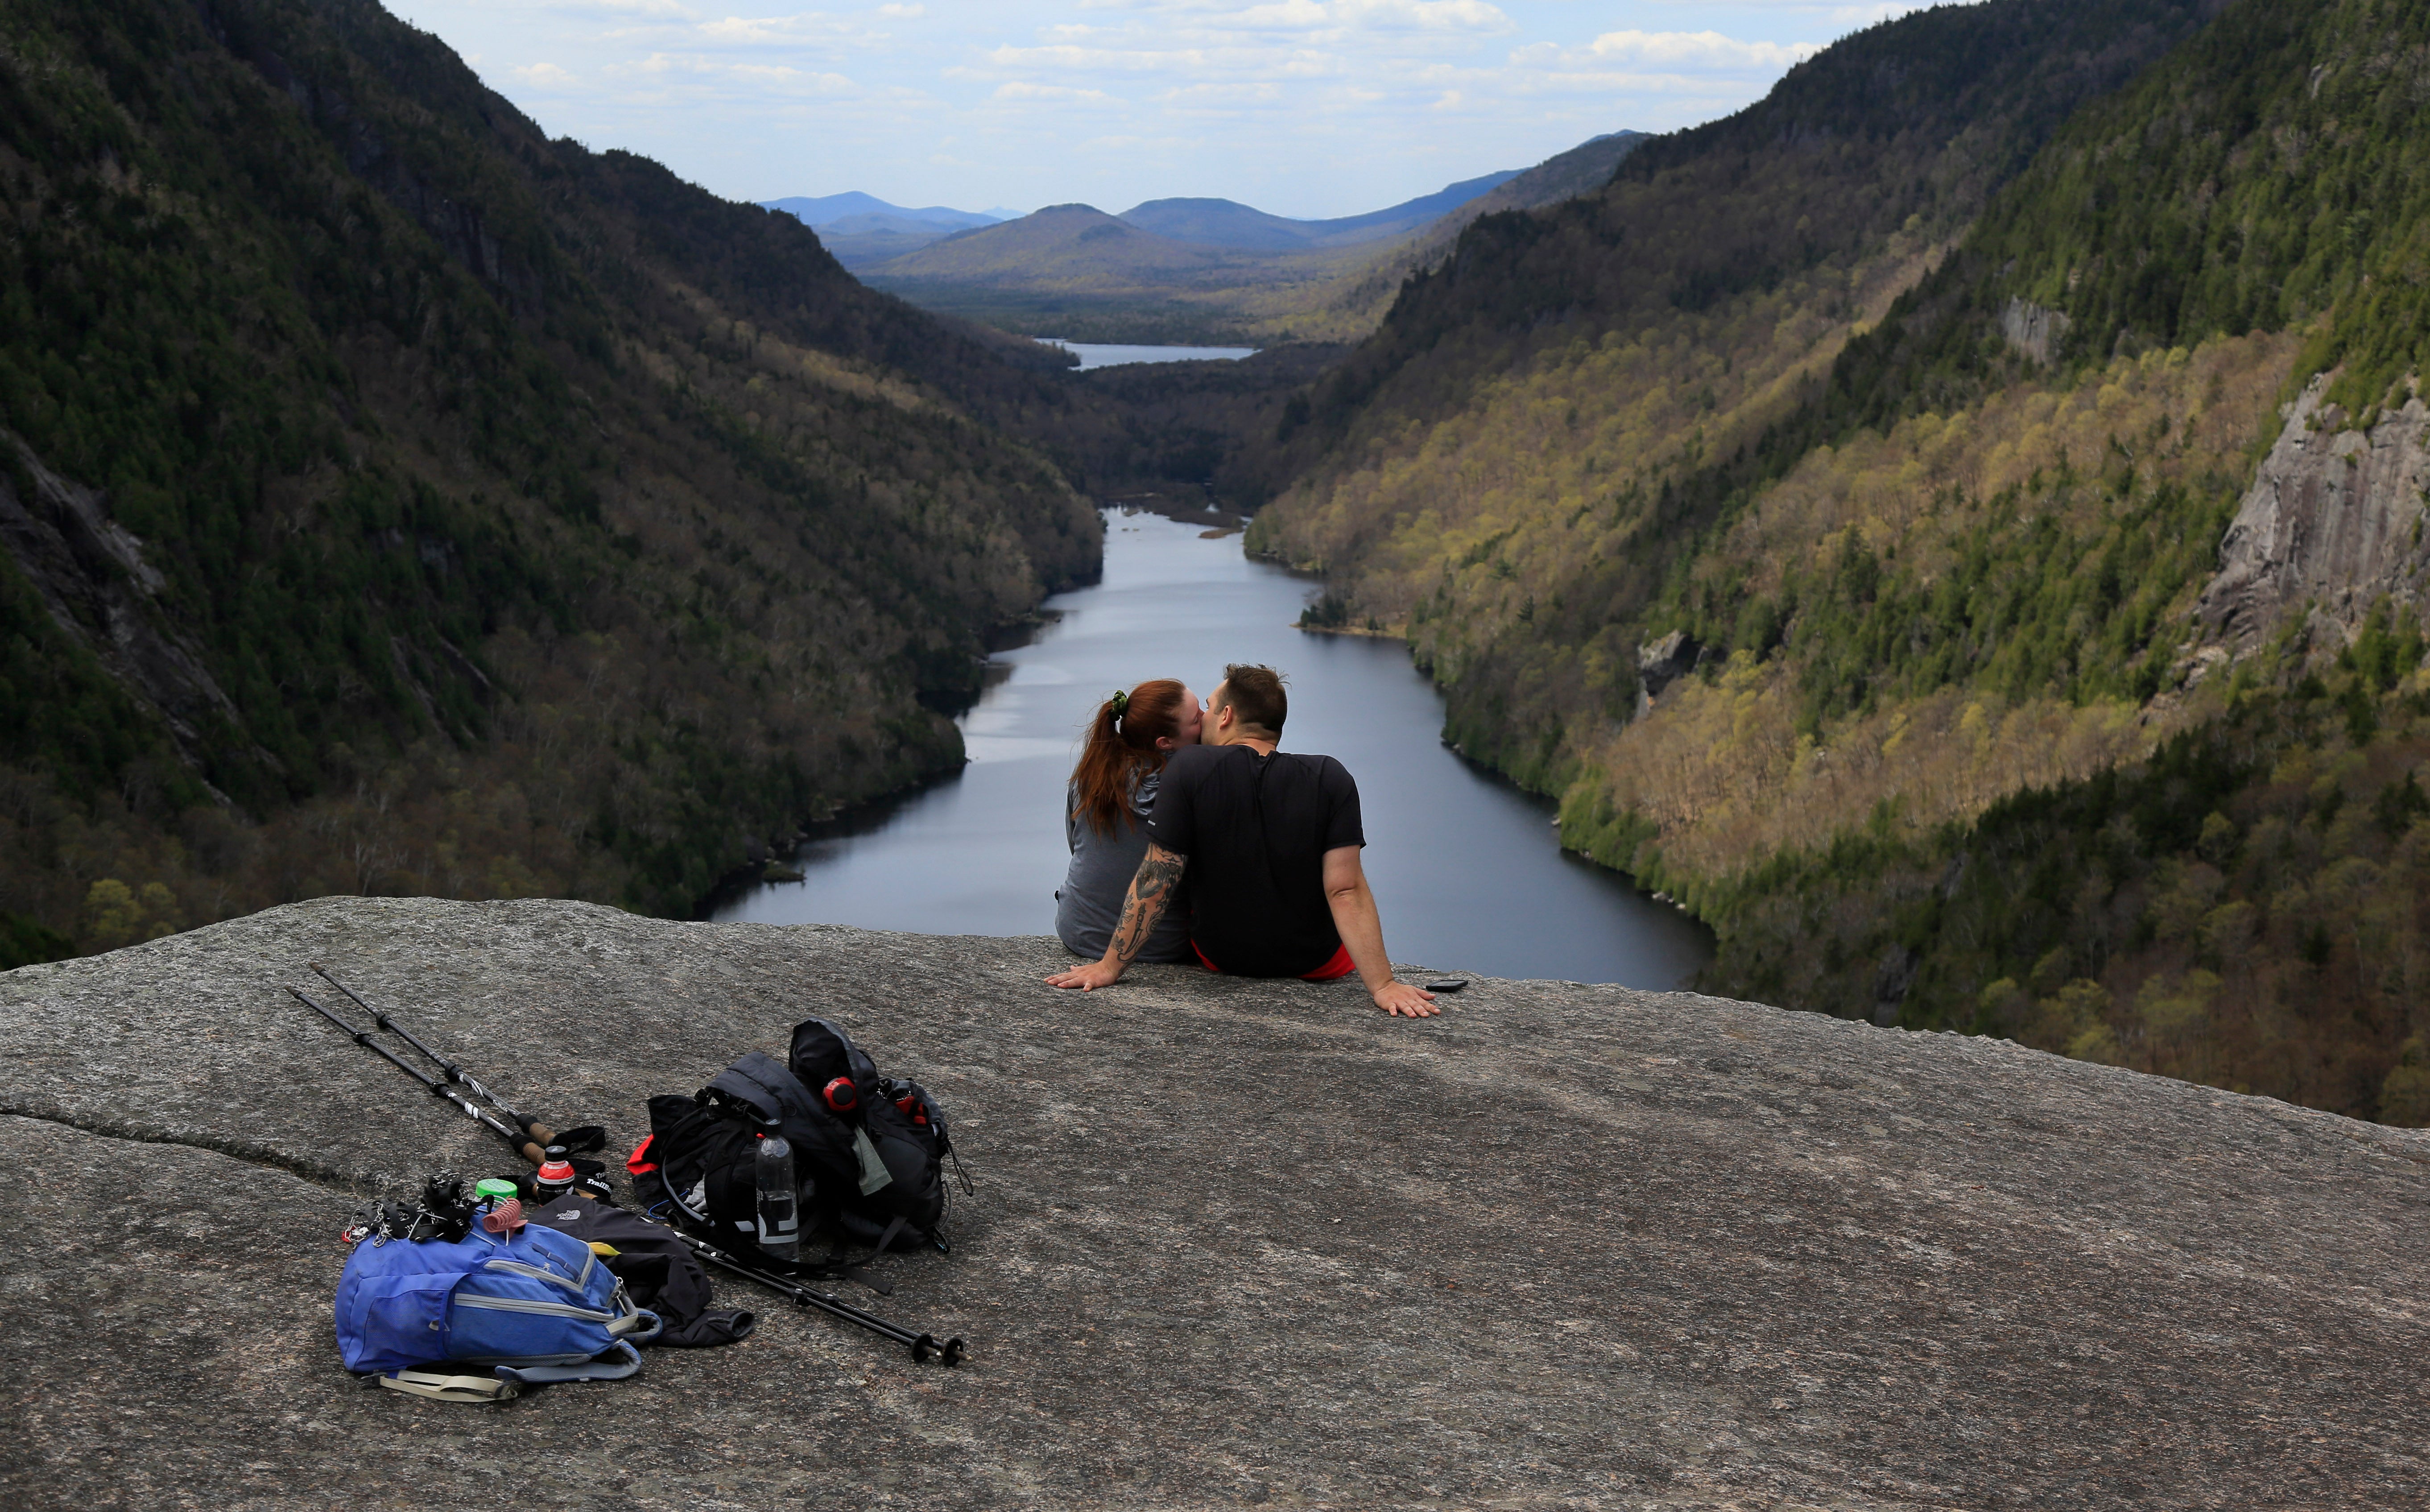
[1108,844,1186,964]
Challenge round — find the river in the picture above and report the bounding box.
[715,511,1714,987]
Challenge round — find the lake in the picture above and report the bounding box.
[718,512,1712,987]
[1040,340,1260,370]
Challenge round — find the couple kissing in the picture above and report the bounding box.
[1046,663,1439,1018]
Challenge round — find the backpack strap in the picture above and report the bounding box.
[377,1369,522,1404]
[842,1264,895,1296]
[870,1214,909,1257]
[492,1338,644,1387]
[823,1215,910,1294]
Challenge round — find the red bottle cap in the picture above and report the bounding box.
[537,1159,576,1187]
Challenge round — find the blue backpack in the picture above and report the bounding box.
[336,1209,660,1401]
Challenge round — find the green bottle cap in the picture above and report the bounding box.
[474,1178,520,1203]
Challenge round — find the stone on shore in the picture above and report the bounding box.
[1,897,2424,1510]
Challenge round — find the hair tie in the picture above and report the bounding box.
[1108,688,1128,729]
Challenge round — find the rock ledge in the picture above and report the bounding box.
[3,897,2424,1510]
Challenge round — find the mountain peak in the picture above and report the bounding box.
[1115,174,1525,252]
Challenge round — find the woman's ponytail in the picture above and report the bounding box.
[1072,679,1186,838]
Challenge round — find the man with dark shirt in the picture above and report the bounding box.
[1046,665,1438,1018]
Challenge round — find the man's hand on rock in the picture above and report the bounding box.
[1371,979,1439,1017]
[1046,958,1126,991]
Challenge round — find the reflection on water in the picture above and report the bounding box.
[716,511,1713,987]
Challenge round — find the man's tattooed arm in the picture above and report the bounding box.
[1107,843,1186,966]
[1046,843,1186,990]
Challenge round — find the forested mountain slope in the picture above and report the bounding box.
[0,0,1099,962]
[1237,132,1652,359]
[1250,0,2430,1124]
[1252,0,2221,496]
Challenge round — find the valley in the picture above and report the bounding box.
[8,0,2430,1132]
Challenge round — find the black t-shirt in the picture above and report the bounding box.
[1145,744,1365,977]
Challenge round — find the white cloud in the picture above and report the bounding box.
[541,0,696,15]
[1339,0,1513,33]
[992,81,1122,103]
[984,42,1194,70]
[1579,29,1822,70]
[512,62,578,85]
[694,13,883,47]
[1152,80,1285,103]
[1641,0,1938,10]
[731,63,859,90]
[1219,0,1329,26]
[1180,0,1511,30]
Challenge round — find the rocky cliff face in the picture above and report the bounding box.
[0,435,260,781]
[1999,296,2072,364]
[3,897,2424,1509]
[2199,376,2430,649]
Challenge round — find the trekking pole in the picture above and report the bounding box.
[309,964,600,1154]
[665,1226,965,1366]
[290,986,550,1166]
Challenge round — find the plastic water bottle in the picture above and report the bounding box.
[753,1122,800,1261]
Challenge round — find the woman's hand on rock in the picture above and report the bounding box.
[1047,959,1126,991]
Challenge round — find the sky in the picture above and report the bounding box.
[390,1,1954,220]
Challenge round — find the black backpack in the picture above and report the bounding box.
[636,1017,961,1270]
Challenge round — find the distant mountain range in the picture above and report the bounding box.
[872,202,1236,284]
[761,192,1012,230]
[832,134,1646,343]
[1114,171,1521,252]
[765,168,1557,276]
[760,193,1015,266]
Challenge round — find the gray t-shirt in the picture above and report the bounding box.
[1056,771,1193,962]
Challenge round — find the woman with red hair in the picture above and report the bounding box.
[1055,678,1202,962]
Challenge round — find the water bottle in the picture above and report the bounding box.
[753,1121,800,1261]
[533,1153,577,1203]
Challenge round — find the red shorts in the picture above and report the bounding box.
[1192,941,1358,981]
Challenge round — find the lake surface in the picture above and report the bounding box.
[1040,340,1259,370]
[717,512,1713,987]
